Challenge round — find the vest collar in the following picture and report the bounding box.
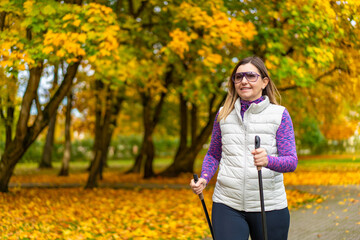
[234,96,270,121]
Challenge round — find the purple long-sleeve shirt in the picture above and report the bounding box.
[200,97,298,184]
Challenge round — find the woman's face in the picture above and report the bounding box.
[234,63,269,101]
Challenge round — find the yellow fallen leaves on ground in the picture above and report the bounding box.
[284,171,360,186]
[6,158,358,239]
[1,188,205,239]
[1,187,317,240]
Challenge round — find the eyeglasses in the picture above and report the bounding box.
[232,71,261,84]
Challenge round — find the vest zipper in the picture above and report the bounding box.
[243,117,247,211]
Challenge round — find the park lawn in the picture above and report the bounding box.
[2,155,359,239]
[284,156,360,186]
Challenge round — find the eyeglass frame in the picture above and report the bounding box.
[231,71,261,84]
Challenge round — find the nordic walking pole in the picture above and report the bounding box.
[255,136,268,240]
[193,174,215,240]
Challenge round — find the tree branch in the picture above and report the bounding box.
[282,47,294,56]
[134,0,149,18]
[31,60,81,140]
[315,67,343,81]
[152,64,174,126]
[26,27,32,40]
[0,98,5,120]
[278,67,343,92]
[277,85,298,91]
[0,12,6,31]
[5,97,14,149]
[15,64,43,142]
[128,0,134,16]
[57,0,83,5]
[190,103,197,143]
[34,93,43,121]
[115,0,124,15]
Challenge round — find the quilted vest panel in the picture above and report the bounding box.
[212,96,287,212]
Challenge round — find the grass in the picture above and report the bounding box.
[12,154,360,177]
[13,157,180,176]
[296,156,360,172]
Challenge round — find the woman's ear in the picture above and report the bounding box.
[262,77,269,90]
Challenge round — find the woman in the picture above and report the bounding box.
[190,56,297,240]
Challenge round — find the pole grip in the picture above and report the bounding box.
[255,135,261,171]
[193,174,204,200]
[255,135,260,149]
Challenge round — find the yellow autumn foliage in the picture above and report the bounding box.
[166,1,256,67]
[43,31,87,58]
[0,34,34,70]
[321,120,358,140]
[41,3,120,65]
[0,187,318,239]
[167,29,197,59]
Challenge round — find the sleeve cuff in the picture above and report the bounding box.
[200,173,210,185]
[267,156,275,169]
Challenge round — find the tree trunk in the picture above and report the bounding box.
[127,65,173,177]
[174,93,188,160]
[142,96,154,178]
[98,95,122,179]
[0,12,6,31]
[87,80,104,172]
[86,80,106,186]
[126,143,145,173]
[160,94,225,177]
[98,126,113,179]
[143,138,155,179]
[39,114,56,168]
[191,103,198,144]
[59,91,72,176]
[40,64,59,169]
[86,109,118,186]
[4,98,14,149]
[126,95,152,175]
[86,149,102,188]
[0,140,30,192]
[0,76,16,151]
[0,61,80,192]
[162,130,211,176]
[85,83,124,188]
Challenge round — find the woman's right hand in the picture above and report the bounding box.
[190,177,207,195]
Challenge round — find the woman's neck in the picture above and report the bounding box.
[240,96,264,104]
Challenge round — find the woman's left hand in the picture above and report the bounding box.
[251,148,268,170]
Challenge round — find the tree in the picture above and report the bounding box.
[125,62,174,178]
[39,64,60,168]
[159,1,257,176]
[83,0,137,187]
[111,0,177,178]
[58,90,72,176]
[0,0,121,192]
[86,80,125,188]
[225,0,360,144]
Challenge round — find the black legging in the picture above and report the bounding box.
[212,202,290,240]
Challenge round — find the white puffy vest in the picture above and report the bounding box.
[212,96,288,212]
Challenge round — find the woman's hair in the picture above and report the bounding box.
[218,56,281,122]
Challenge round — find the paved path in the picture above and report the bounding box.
[287,185,360,240]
